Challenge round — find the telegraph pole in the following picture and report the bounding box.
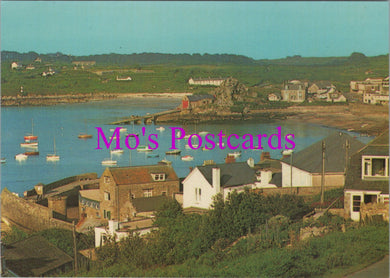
[72,221,78,276]
[320,141,325,205]
[345,139,350,173]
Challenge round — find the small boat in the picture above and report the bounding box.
[78,133,93,139]
[78,120,93,139]
[127,133,139,138]
[102,148,117,165]
[158,158,172,165]
[202,147,210,151]
[15,153,28,161]
[110,128,115,132]
[119,127,127,133]
[24,151,39,156]
[109,136,121,140]
[185,144,199,149]
[47,137,60,161]
[198,131,209,136]
[181,155,194,161]
[147,153,160,158]
[1,158,6,164]
[101,159,117,166]
[110,149,124,155]
[228,151,241,158]
[165,149,181,155]
[20,142,38,148]
[24,119,38,141]
[217,142,225,148]
[156,126,165,132]
[184,135,191,139]
[137,146,153,152]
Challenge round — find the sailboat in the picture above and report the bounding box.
[24,119,38,141]
[78,120,93,139]
[102,148,117,166]
[47,137,60,161]
[128,122,139,137]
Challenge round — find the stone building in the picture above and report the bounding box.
[79,165,180,222]
[281,80,307,102]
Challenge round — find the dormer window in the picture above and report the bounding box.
[152,173,166,181]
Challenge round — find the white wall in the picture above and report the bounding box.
[281,162,312,187]
[183,168,220,209]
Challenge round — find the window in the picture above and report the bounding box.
[362,156,389,179]
[151,173,166,181]
[162,191,167,196]
[104,176,111,183]
[352,195,361,212]
[104,191,111,201]
[103,210,106,218]
[107,211,111,220]
[129,191,135,199]
[195,188,201,202]
[143,189,153,198]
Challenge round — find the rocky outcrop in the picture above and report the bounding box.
[214,77,249,107]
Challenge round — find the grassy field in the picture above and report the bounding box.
[1,54,388,96]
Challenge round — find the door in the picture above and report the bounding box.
[351,195,362,221]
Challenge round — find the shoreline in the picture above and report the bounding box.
[1,92,190,107]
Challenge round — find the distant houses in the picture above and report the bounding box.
[268,92,281,101]
[350,76,389,105]
[71,61,96,66]
[10,62,22,70]
[188,77,226,86]
[344,130,389,221]
[116,76,132,81]
[181,94,214,109]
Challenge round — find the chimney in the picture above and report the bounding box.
[260,152,271,161]
[212,168,221,193]
[247,157,254,168]
[225,155,236,163]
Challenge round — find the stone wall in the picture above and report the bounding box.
[361,202,389,222]
[259,186,341,197]
[1,189,73,231]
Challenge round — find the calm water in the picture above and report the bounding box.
[1,97,370,195]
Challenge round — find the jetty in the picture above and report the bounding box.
[110,108,181,125]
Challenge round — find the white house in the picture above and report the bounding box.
[188,77,225,86]
[11,62,22,69]
[95,219,155,247]
[183,161,257,210]
[281,132,365,189]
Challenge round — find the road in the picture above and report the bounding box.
[344,255,389,278]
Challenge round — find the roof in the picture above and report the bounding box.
[107,165,179,185]
[282,132,365,173]
[196,162,256,188]
[268,92,281,97]
[131,195,169,213]
[79,189,100,201]
[312,81,332,89]
[345,130,389,193]
[187,94,214,102]
[118,218,155,232]
[4,235,73,277]
[190,77,225,81]
[283,84,305,90]
[256,158,282,171]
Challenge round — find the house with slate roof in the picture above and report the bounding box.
[3,235,73,276]
[344,130,389,221]
[281,132,365,189]
[181,94,214,109]
[79,165,179,223]
[183,161,256,210]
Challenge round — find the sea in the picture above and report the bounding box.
[0,97,372,195]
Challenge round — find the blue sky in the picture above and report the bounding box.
[1,1,388,59]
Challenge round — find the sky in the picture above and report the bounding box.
[1,1,389,59]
